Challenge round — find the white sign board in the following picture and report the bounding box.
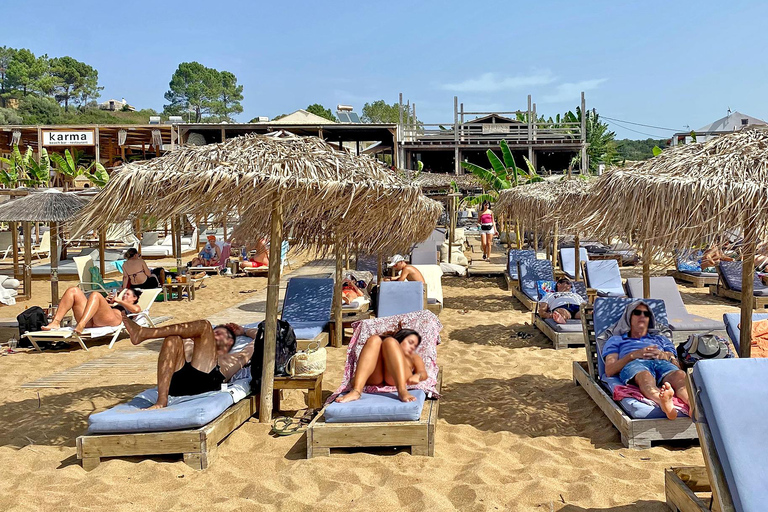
[42,130,95,146]
[482,124,511,135]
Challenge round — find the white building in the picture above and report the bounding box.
[671,110,766,145]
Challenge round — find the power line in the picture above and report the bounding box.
[607,119,670,139]
[601,115,685,132]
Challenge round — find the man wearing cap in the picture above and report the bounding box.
[385,255,425,283]
[190,234,222,268]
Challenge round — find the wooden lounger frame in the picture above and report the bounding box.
[511,285,536,310]
[708,264,768,309]
[665,372,735,512]
[306,371,441,458]
[533,313,584,349]
[572,304,698,449]
[667,269,718,288]
[77,396,258,471]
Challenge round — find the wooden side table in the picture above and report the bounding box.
[273,374,324,410]
[162,281,194,301]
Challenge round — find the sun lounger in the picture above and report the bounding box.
[141,227,199,258]
[722,312,768,354]
[626,276,726,341]
[584,259,626,298]
[306,309,442,457]
[243,241,289,276]
[189,243,231,274]
[667,249,719,288]
[23,288,162,351]
[559,247,589,280]
[410,241,439,265]
[504,249,536,290]
[281,277,333,350]
[532,281,588,349]
[376,281,425,317]
[74,255,122,295]
[665,359,768,512]
[512,259,553,311]
[709,260,768,309]
[572,297,698,449]
[413,264,444,315]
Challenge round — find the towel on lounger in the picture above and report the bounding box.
[612,384,689,416]
[328,310,442,404]
[750,319,768,358]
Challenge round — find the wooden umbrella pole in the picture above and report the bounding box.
[739,217,757,358]
[222,213,228,242]
[11,221,20,282]
[332,241,344,348]
[377,253,383,284]
[98,227,106,278]
[533,227,538,252]
[354,243,359,271]
[50,222,59,305]
[552,222,559,268]
[642,241,651,299]
[134,217,142,256]
[259,194,284,423]
[447,196,454,263]
[574,233,581,281]
[174,216,183,274]
[23,222,32,301]
[516,221,522,250]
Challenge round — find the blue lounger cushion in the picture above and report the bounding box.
[519,259,554,302]
[507,249,536,280]
[723,312,768,353]
[378,281,424,317]
[281,277,334,339]
[592,298,682,419]
[693,359,768,512]
[324,390,427,423]
[88,387,239,434]
[720,261,768,296]
[560,247,589,279]
[585,260,625,297]
[543,318,582,332]
[625,277,725,332]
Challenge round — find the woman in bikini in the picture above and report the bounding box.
[122,248,163,289]
[478,200,496,260]
[240,238,270,269]
[42,287,142,334]
[336,328,427,403]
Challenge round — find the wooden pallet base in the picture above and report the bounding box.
[306,372,441,458]
[667,270,718,288]
[511,285,536,311]
[665,467,714,512]
[572,361,698,449]
[533,314,584,349]
[76,396,257,471]
[426,302,443,316]
[708,284,768,309]
[504,273,518,291]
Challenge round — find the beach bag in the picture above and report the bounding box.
[249,319,297,394]
[17,306,46,348]
[677,333,733,370]
[287,340,327,377]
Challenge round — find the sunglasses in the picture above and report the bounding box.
[631,310,652,318]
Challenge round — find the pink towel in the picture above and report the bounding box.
[612,384,690,416]
[327,310,442,405]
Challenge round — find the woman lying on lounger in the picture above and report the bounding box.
[538,277,585,323]
[602,301,689,420]
[42,287,142,334]
[336,329,427,403]
[240,238,270,268]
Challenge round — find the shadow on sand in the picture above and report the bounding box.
[449,323,549,350]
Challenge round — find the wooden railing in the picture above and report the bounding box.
[401,121,582,143]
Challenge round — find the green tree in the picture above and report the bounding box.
[581,108,618,173]
[23,147,51,187]
[50,56,101,111]
[17,95,62,124]
[306,103,336,122]
[0,46,16,101]
[361,99,418,124]
[49,148,107,189]
[460,140,543,204]
[615,138,667,161]
[0,107,22,124]
[209,71,244,121]
[6,49,48,96]
[0,145,26,187]
[163,62,220,122]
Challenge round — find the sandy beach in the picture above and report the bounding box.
[0,256,739,511]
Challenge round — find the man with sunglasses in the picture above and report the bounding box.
[602,302,688,419]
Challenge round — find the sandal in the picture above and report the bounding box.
[271,411,314,436]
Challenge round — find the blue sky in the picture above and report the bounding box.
[4,1,767,139]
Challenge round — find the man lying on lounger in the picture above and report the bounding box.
[602,300,689,420]
[123,316,255,409]
[384,254,425,283]
[538,277,585,324]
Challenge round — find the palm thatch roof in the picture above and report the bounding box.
[74,134,442,254]
[0,189,88,222]
[495,178,592,231]
[400,171,483,192]
[578,127,768,248]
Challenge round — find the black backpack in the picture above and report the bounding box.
[17,306,47,348]
[249,319,297,395]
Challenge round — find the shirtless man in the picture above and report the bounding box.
[385,254,425,283]
[123,316,255,409]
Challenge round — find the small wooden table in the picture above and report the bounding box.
[274,374,324,410]
[162,281,195,301]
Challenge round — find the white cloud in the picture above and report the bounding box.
[541,78,607,103]
[442,71,556,93]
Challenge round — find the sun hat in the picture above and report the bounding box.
[387,254,406,267]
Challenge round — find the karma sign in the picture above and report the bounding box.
[42,130,95,146]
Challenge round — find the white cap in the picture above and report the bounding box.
[387,254,406,267]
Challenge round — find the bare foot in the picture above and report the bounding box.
[658,382,678,420]
[552,310,567,324]
[41,321,61,331]
[73,323,86,335]
[335,389,362,403]
[122,313,145,345]
[398,390,417,403]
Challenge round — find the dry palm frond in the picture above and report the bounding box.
[74,134,442,254]
[495,178,592,232]
[0,189,88,222]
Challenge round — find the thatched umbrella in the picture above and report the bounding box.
[0,189,88,304]
[578,126,768,357]
[74,134,441,421]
